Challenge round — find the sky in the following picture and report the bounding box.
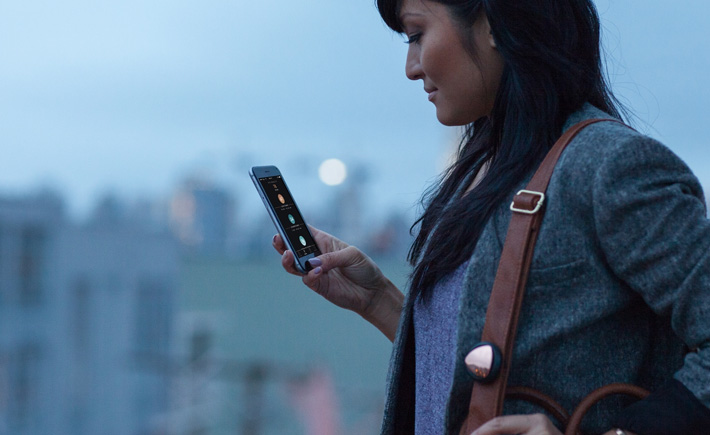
[1,0,709,227]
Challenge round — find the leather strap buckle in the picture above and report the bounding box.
[510,189,545,214]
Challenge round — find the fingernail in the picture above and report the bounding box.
[272,234,278,243]
[313,267,322,275]
[307,258,322,268]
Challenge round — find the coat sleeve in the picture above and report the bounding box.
[590,133,710,432]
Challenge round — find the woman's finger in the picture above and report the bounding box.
[272,233,287,254]
[471,414,561,435]
[301,261,324,290]
[316,246,362,273]
[280,250,303,276]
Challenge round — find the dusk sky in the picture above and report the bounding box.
[1,0,708,226]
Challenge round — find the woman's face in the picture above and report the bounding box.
[400,0,504,126]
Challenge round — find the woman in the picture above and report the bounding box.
[273,0,710,433]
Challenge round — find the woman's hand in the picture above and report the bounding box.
[470,415,636,435]
[471,414,562,435]
[273,226,403,341]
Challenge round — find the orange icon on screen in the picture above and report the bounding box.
[278,194,285,204]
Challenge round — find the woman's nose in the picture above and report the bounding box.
[405,47,423,81]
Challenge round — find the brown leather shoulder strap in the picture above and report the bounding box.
[459,118,622,434]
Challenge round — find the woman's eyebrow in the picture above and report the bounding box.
[399,12,424,22]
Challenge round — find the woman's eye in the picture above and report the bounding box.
[405,33,421,44]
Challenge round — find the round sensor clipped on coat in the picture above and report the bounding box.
[465,342,502,383]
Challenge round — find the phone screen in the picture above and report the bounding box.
[257,174,320,259]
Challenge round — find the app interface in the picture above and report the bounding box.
[259,175,320,259]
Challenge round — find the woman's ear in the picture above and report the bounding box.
[483,16,497,49]
[475,11,497,49]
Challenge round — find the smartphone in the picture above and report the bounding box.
[249,165,322,273]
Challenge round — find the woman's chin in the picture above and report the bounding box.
[434,105,482,126]
[436,112,474,127]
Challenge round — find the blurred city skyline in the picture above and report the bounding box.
[1,0,709,229]
[0,191,403,434]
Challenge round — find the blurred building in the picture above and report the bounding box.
[173,256,405,434]
[321,164,368,249]
[365,212,413,259]
[0,191,178,435]
[170,179,235,256]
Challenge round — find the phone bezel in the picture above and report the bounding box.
[249,165,321,273]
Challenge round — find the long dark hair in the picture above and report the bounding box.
[377,0,627,299]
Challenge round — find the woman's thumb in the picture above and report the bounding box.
[309,246,360,272]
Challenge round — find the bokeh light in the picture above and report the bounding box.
[318,159,347,186]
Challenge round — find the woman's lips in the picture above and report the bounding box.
[427,90,438,102]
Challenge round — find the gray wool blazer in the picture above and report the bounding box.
[380,103,710,434]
